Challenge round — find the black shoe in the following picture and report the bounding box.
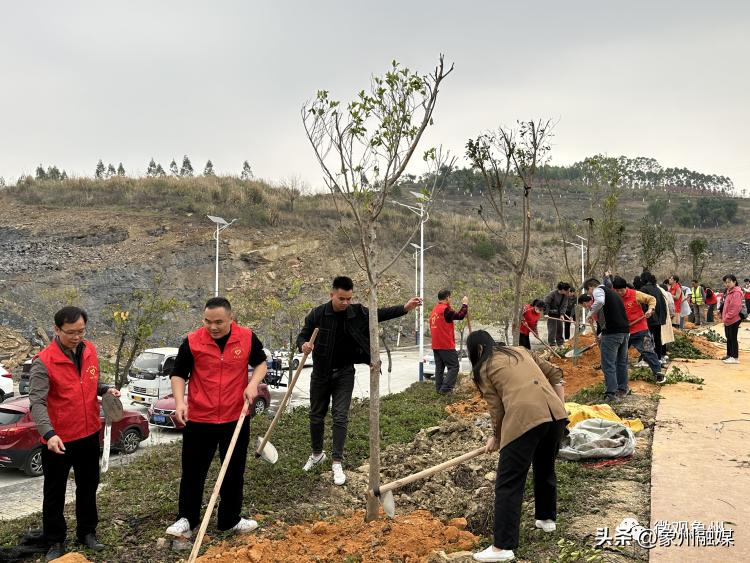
[603,393,621,405]
[45,543,65,561]
[77,533,105,551]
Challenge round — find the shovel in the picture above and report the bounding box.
[100,392,124,474]
[564,342,597,358]
[369,446,486,518]
[254,328,319,464]
[522,321,564,359]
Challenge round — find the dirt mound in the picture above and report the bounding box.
[54,554,92,563]
[198,510,478,562]
[445,394,487,417]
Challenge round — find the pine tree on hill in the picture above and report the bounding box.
[155,163,166,177]
[95,160,106,179]
[240,160,253,180]
[35,164,47,181]
[147,158,158,177]
[203,159,215,176]
[117,163,126,176]
[107,163,117,178]
[170,160,179,177]
[180,155,194,177]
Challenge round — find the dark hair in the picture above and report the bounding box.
[583,278,600,290]
[612,276,628,289]
[671,274,680,283]
[692,279,699,284]
[531,299,546,309]
[205,297,232,311]
[633,276,643,290]
[648,274,657,285]
[54,306,88,328]
[466,330,520,391]
[723,274,738,283]
[744,278,750,283]
[438,289,451,301]
[557,282,571,291]
[332,276,354,291]
[578,294,592,304]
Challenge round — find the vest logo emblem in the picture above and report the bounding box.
[87,365,97,378]
[233,347,242,358]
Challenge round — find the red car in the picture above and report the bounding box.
[0,396,150,477]
[148,383,272,429]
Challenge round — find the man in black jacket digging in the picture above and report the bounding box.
[296,276,421,485]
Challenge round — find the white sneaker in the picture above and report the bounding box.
[662,355,669,362]
[332,462,346,485]
[231,518,259,534]
[722,357,735,364]
[473,545,515,561]
[535,519,556,532]
[635,360,648,368]
[166,517,192,538]
[303,452,326,471]
[730,357,740,364]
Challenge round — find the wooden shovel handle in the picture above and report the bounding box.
[629,314,646,326]
[255,328,319,457]
[378,446,487,495]
[466,311,472,334]
[188,400,249,563]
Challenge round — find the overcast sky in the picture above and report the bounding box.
[1,1,748,191]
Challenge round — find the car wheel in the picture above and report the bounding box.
[292,358,300,370]
[118,428,142,454]
[251,397,267,418]
[23,447,44,477]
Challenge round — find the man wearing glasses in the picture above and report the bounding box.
[29,306,120,561]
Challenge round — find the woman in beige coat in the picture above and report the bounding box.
[467,330,568,563]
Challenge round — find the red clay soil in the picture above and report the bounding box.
[54,554,92,563]
[445,393,487,416]
[198,510,478,563]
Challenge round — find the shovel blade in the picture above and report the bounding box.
[381,490,395,519]
[255,437,278,464]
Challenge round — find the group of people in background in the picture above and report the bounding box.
[519,270,749,404]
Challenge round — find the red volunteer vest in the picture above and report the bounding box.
[36,340,101,443]
[430,302,456,350]
[520,304,541,336]
[669,283,682,310]
[621,288,648,334]
[186,323,252,424]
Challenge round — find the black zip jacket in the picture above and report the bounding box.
[296,301,408,375]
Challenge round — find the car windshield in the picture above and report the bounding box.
[132,353,164,373]
[0,409,24,425]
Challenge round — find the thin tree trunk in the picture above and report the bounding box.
[365,224,381,522]
[114,334,127,389]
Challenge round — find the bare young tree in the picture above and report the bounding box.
[467,119,554,345]
[281,175,309,212]
[302,56,454,521]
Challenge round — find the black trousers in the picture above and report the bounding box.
[707,304,716,322]
[725,320,741,359]
[563,320,572,340]
[649,326,663,359]
[42,431,100,543]
[546,318,564,346]
[493,420,567,550]
[309,366,355,462]
[178,419,249,530]
[519,334,531,350]
[434,349,460,393]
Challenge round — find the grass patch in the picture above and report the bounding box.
[568,382,605,405]
[0,381,453,562]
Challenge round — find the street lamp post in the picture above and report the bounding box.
[390,191,431,381]
[561,238,586,288]
[207,215,237,297]
[410,242,435,346]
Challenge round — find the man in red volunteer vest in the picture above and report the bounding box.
[29,306,120,560]
[166,297,267,539]
[612,277,665,384]
[429,289,468,394]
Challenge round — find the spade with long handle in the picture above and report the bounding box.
[254,328,319,463]
[368,446,487,518]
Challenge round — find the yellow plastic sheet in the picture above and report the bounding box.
[564,402,644,433]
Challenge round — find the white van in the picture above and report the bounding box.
[127,347,179,406]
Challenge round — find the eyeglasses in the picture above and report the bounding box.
[60,328,86,337]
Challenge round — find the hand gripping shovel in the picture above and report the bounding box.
[255,327,319,464]
[368,446,486,518]
[100,393,124,474]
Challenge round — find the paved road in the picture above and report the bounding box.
[650,323,750,562]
